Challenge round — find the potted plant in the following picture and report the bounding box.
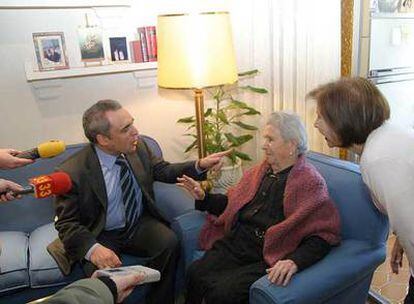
[177,69,268,192]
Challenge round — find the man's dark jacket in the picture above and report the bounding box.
[47,138,203,275]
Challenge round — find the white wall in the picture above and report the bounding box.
[0,0,340,163]
[0,1,268,163]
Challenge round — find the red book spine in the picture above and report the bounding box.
[144,26,154,61]
[130,40,143,63]
[137,27,149,62]
[148,26,157,62]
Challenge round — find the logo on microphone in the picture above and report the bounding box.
[30,175,53,198]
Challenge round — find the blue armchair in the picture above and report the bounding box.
[0,135,195,303]
[173,151,389,304]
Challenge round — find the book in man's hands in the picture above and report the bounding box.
[95,265,161,285]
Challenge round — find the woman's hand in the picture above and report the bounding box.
[266,259,298,286]
[177,175,205,200]
[390,237,404,274]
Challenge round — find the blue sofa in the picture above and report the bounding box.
[173,151,389,304]
[0,135,195,303]
[0,136,389,304]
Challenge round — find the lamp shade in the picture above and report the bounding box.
[157,12,238,89]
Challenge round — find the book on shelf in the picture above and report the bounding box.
[145,26,157,62]
[130,40,143,63]
[137,26,157,62]
[137,27,149,62]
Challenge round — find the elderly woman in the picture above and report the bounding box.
[308,77,414,304]
[177,111,341,304]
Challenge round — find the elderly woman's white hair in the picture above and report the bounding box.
[266,111,308,155]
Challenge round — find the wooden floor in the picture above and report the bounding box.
[369,234,410,304]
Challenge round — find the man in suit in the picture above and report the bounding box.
[47,100,228,304]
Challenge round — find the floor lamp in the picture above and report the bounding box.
[157,12,238,158]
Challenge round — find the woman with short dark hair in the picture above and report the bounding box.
[308,76,414,304]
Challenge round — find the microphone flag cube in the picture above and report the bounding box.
[30,175,54,198]
[29,172,72,198]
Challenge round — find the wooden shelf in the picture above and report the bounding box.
[25,62,157,81]
[0,0,131,9]
[371,12,414,19]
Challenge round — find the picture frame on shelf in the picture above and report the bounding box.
[399,0,414,12]
[109,37,129,62]
[32,32,69,71]
[78,26,105,62]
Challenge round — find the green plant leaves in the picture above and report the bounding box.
[238,69,259,77]
[204,108,212,117]
[184,139,197,153]
[234,150,252,161]
[224,133,253,147]
[240,85,268,94]
[232,121,258,130]
[230,99,249,109]
[242,108,261,115]
[177,69,267,164]
[217,110,229,124]
[229,100,261,116]
[177,116,195,123]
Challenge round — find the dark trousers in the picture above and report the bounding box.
[82,213,179,304]
[185,246,267,304]
[405,275,414,304]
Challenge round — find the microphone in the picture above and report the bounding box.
[2,172,72,199]
[16,140,66,160]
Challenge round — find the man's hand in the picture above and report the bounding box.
[266,259,298,286]
[0,149,33,169]
[177,175,205,200]
[90,244,122,269]
[198,149,232,172]
[0,179,23,202]
[92,271,144,303]
[390,237,404,274]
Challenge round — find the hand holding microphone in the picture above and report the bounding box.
[0,149,34,169]
[0,179,24,202]
[0,172,72,201]
[16,140,66,160]
[0,141,66,169]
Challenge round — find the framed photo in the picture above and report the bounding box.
[78,26,104,62]
[33,32,69,71]
[109,37,129,62]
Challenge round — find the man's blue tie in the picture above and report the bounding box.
[116,155,141,236]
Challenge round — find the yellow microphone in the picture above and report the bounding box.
[16,140,66,159]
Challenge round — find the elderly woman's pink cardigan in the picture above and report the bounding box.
[198,155,341,267]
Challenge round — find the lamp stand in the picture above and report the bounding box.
[194,89,206,158]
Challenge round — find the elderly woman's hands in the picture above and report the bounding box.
[266,259,298,286]
[177,175,205,201]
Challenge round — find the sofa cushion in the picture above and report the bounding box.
[0,231,30,294]
[307,152,388,243]
[29,223,83,288]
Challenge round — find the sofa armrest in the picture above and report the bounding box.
[171,210,206,269]
[250,239,386,304]
[153,182,195,223]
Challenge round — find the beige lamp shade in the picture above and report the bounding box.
[157,12,238,89]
